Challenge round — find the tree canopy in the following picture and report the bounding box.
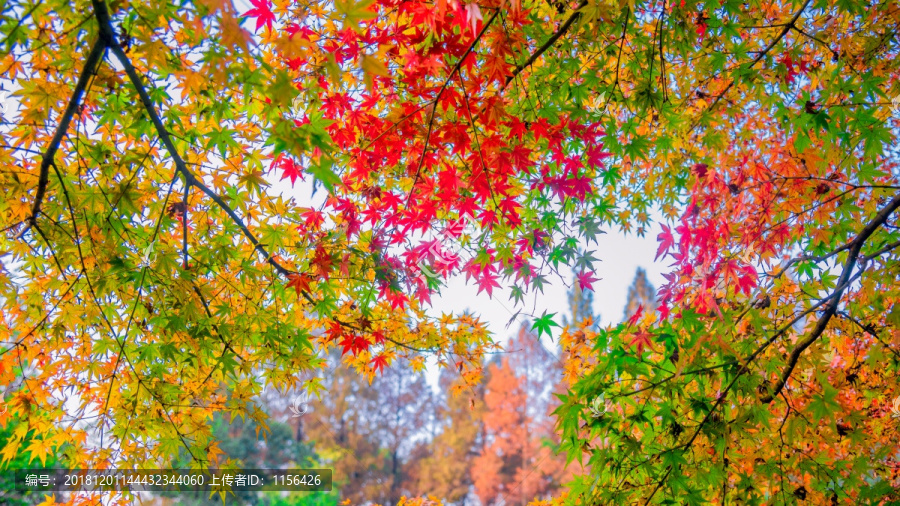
[1,0,899,502]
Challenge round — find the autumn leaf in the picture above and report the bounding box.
[465,3,483,35]
[287,273,314,295]
[656,224,674,261]
[576,270,600,291]
[370,354,389,374]
[26,438,51,466]
[273,155,304,186]
[4,0,899,502]
[628,330,653,354]
[243,0,275,31]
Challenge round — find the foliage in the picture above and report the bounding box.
[1,0,899,502]
[0,413,59,506]
[407,368,484,504]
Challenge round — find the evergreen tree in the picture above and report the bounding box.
[562,273,599,329]
[623,267,657,321]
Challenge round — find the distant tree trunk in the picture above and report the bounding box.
[390,448,400,503]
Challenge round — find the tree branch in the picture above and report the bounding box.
[407,8,500,206]
[91,0,293,278]
[760,191,900,403]
[182,182,189,269]
[503,0,588,90]
[22,35,106,237]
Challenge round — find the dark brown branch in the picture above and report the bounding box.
[629,191,897,497]
[709,0,811,109]
[760,192,900,403]
[92,0,292,278]
[182,182,189,268]
[503,0,588,90]
[22,35,106,237]
[836,310,900,359]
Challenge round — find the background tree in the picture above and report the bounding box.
[408,369,484,505]
[562,267,600,330]
[474,326,566,506]
[472,357,529,505]
[623,267,657,321]
[303,351,434,505]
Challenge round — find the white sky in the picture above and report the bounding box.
[428,226,666,336]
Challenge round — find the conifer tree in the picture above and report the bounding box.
[623,267,658,321]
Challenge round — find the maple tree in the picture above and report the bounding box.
[623,266,657,321]
[1,0,899,502]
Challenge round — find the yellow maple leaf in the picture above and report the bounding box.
[36,494,57,506]
[26,438,51,466]
[360,54,389,90]
[0,439,21,465]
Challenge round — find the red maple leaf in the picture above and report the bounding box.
[300,208,325,231]
[339,333,370,357]
[476,272,501,297]
[244,0,275,32]
[656,224,674,260]
[737,264,758,295]
[696,20,708,38]
[484,54,509,83]
[273,155,303,186]
[627,304,644,327]
[370,354,389,374]
[576,270,599,291]
[629,330,654,354]
[324,320,343,343]
[286,273,313,296]
[311,244,333,277]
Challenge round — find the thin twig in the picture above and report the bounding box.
[503,0,588,89]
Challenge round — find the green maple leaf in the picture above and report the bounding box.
[309,157,341,192]
[532,310,560,339]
